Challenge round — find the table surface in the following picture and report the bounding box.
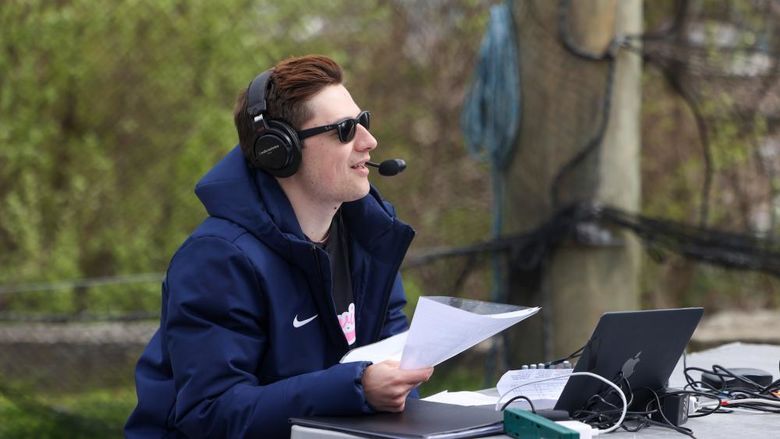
[291,342,780,438]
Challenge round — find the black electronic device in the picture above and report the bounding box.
[555,308,704,415]
[701,367,773,391]
[366,159,406,176]
[649,388,690,426]
[290,398,503,439]
[245,69,303,177]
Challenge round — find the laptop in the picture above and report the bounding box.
[554,307,704,414]
[290,398,504,439]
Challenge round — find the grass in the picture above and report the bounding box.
[0,359,485,438]
[0,385,135,439]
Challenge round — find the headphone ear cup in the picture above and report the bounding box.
[249,120,302,177]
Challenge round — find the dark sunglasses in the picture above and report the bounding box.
[297,111,371,143]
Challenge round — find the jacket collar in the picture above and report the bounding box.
[194,146,412,264]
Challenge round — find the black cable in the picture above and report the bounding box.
[761,378,780,395]
[684,366,722,390]
[550,0,621,208]
[544,343,586,368]
[643,387,696,438]
[621,414,651,432]
[557,0,618,61]
[711,364,768,392]
[643,417,696,438]
[572,375,634,430]
[500,395,537,412]
[573,372,718,437]
[12,198,780,325]
[614,390,700,437]
[683,381,714,392]
[688,364,776,402]
[682,364,780,415]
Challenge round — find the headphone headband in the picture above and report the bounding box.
[246,69,273,118]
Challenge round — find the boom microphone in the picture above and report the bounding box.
[366,159,407,176]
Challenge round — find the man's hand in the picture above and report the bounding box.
[362,360,434,412]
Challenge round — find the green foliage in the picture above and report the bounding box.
[419,362,483,398]
[0,384,134,439]
[0,0,495,316]
[402,276,424,319]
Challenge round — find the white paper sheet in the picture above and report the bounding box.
[496,368,572,410]
[340,331,408,364]
[340,296,539,369]
[399,296,540,369]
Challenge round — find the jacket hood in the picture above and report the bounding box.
[194,146,409,264]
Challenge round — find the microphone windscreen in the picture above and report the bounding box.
[378,159,406,176]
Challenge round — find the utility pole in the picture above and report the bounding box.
[504,0,642,363]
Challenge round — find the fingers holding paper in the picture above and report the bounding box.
[362,360,434,412]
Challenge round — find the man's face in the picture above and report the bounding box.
[293,84,377,207]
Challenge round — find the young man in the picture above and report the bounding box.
[125,55,433,438]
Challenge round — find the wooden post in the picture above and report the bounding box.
[504,0,642,364]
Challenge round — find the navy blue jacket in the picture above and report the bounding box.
[125,146,415,438]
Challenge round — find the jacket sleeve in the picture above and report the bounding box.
[379,272,411,340]
[164,236,372,438]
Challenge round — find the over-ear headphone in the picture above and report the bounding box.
[245,69,302,177]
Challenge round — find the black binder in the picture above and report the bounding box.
[290,399,504,439]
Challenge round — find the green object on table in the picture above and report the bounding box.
[503,408,578,439]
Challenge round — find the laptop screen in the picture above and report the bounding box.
[554,307,704,414]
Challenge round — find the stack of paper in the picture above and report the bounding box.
[496,368,573,410]
[341,296,539,369]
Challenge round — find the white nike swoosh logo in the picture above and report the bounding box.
[293,314,318,328]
